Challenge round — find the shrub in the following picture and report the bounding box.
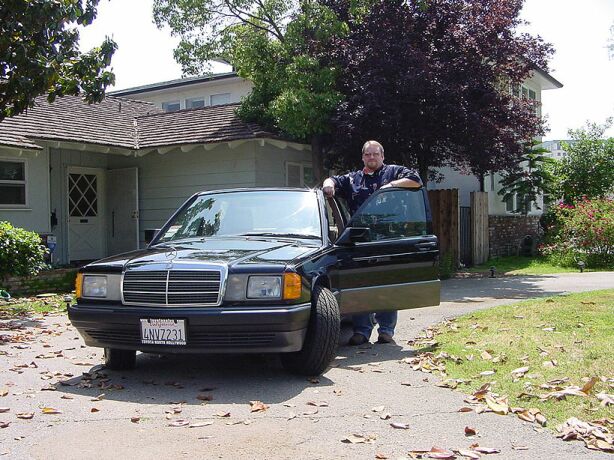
[539,198,614,268]
[0,221,48,280]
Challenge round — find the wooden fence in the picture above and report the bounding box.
[470,191,489,265]
[427,189,459,266]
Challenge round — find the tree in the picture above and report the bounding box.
[0,0,117,120]
[326,0,552,184]
[153,0,344,182]
[497,141,556,215]
[550,120,614,204]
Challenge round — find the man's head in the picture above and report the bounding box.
[362,140,385,172]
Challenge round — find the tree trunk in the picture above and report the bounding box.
[478,172,485,192]
[311,135,326,185]
[418,160,429,189]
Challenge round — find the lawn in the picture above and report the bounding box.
[0,293,71,317]
[419,290,614,428]
[464,255,583,275]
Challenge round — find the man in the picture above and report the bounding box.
[322,140,422,345]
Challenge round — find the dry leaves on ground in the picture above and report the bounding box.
[556,417,614,453]
[341,433,377,444]
[249,400,268,412]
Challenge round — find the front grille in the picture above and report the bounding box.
[122,269,223,306]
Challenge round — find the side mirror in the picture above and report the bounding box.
[336,227,371,245]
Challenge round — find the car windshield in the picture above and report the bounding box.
[156,190,322,242]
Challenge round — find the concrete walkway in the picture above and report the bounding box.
[1,272,612,459]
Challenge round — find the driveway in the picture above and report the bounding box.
[1,272,612,459]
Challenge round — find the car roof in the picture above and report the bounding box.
[196,187,318,196]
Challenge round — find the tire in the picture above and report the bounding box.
[104,348,136,370]
[281,286,340,376]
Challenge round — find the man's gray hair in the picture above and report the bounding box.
[362,140,384,155]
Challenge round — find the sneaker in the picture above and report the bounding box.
[377,333,395,344]
[348,333,369,346]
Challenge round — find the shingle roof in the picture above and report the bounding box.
[0,96,276,151]
[136,103,274,149]
[0,96,161,150]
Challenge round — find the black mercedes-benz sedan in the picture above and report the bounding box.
[69,187,440,375]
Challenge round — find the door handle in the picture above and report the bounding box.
[416,242,437,251]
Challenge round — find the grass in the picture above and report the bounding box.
[0,293,72,317]
[465,255,583,275]
[428,289,614,427]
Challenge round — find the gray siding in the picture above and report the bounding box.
[255,143,312,186]
[0,147,50,233]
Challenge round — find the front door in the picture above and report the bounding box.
[68,167,105,261]
[332,188,440,315]
[107,167,139,256]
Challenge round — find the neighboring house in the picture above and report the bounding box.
[0,96,310,265]
[541,139,574,159]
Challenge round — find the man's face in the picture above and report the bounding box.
[362,145,384,171]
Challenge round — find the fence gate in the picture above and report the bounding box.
[427,189,460,267]
[470,191,489,265]
[459,206,472,266]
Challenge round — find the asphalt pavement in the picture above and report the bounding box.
[1,272,612,459]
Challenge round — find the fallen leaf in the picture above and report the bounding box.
[308,377,320,384]
[0,421,9,428]
[480,351,493,361]
[0,388,8,397]
[581,377,599,395]
[427,446,456,458]
[375,454,389,459]
[472,446,501,454]
[333,389,343,396]
[341,433,377,444]
[535,412,547,427]
[401,381,412,386]
[457,449,481,459]
[597,393,614,406]
[479,371,495,376]
[189,421,214,428]
[485,396,509,415]
[464,426,478,436]
[511,366,529,377]
[0,408,9,413]
[307,401,328,407]
[511,444,529,450]
[215,411,230,418]
[517,410,535,423]
[17,412,34,419]
[249,401,268,412]
[390,422,409,430]
[458,407,473,413]
[41,407,62,415]
[130,416,140,423]
[302,408,319,416]
[91,394,105,402]
[371,405,385,413]
[168,419,190,427]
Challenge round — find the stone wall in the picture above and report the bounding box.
[489,215,542,258]
[2,268,78,297]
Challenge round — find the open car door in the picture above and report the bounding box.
[332,188,440,315]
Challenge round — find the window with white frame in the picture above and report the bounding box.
[186,98,205,109]
[162,100,181,112]
[286,163,314,187]
[210,93,231,106]
[0,159,27,206]
[505,194,515,213]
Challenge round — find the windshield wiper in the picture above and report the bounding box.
[151,236,206,247]
[239,232,321,240]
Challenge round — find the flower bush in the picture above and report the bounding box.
[0,221,48,280]
[539,198,614,268]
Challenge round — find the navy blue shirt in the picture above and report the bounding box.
[331,164,422,214]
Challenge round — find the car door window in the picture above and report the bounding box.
[349,189,428,240]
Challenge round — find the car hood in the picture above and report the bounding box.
[83,238,320,273]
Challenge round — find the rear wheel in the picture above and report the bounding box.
[104,348,136,370]
[281,286,340,376]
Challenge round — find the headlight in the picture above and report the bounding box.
[82,275,108,298]
[247,276,281,299]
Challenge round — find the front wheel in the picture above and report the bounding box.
[281,286,340,376]
[104,348,136,370]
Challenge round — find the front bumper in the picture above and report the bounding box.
[68,302,311,353]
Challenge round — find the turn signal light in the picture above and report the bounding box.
[75,273,83,298]
[283,273,302,300]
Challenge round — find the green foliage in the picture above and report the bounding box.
[0,0,116,119]
[0,222,48,280]
[498,141,557,215]
[549,120,614,204]
[539,198,614,268]
[438,251,455,279]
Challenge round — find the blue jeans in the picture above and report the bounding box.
[353,310,397,339]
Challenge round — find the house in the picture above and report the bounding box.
[0,95,311,265]
[541,140,574,159]
[0,66,562,265]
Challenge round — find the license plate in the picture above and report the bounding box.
[140,318,186,345]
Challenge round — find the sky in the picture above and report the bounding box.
[79,0,614,140]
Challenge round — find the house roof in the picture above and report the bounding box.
[0,96,161,150]
[136,103,274,149]
[109,72,239,97]
[0,95,275,152]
